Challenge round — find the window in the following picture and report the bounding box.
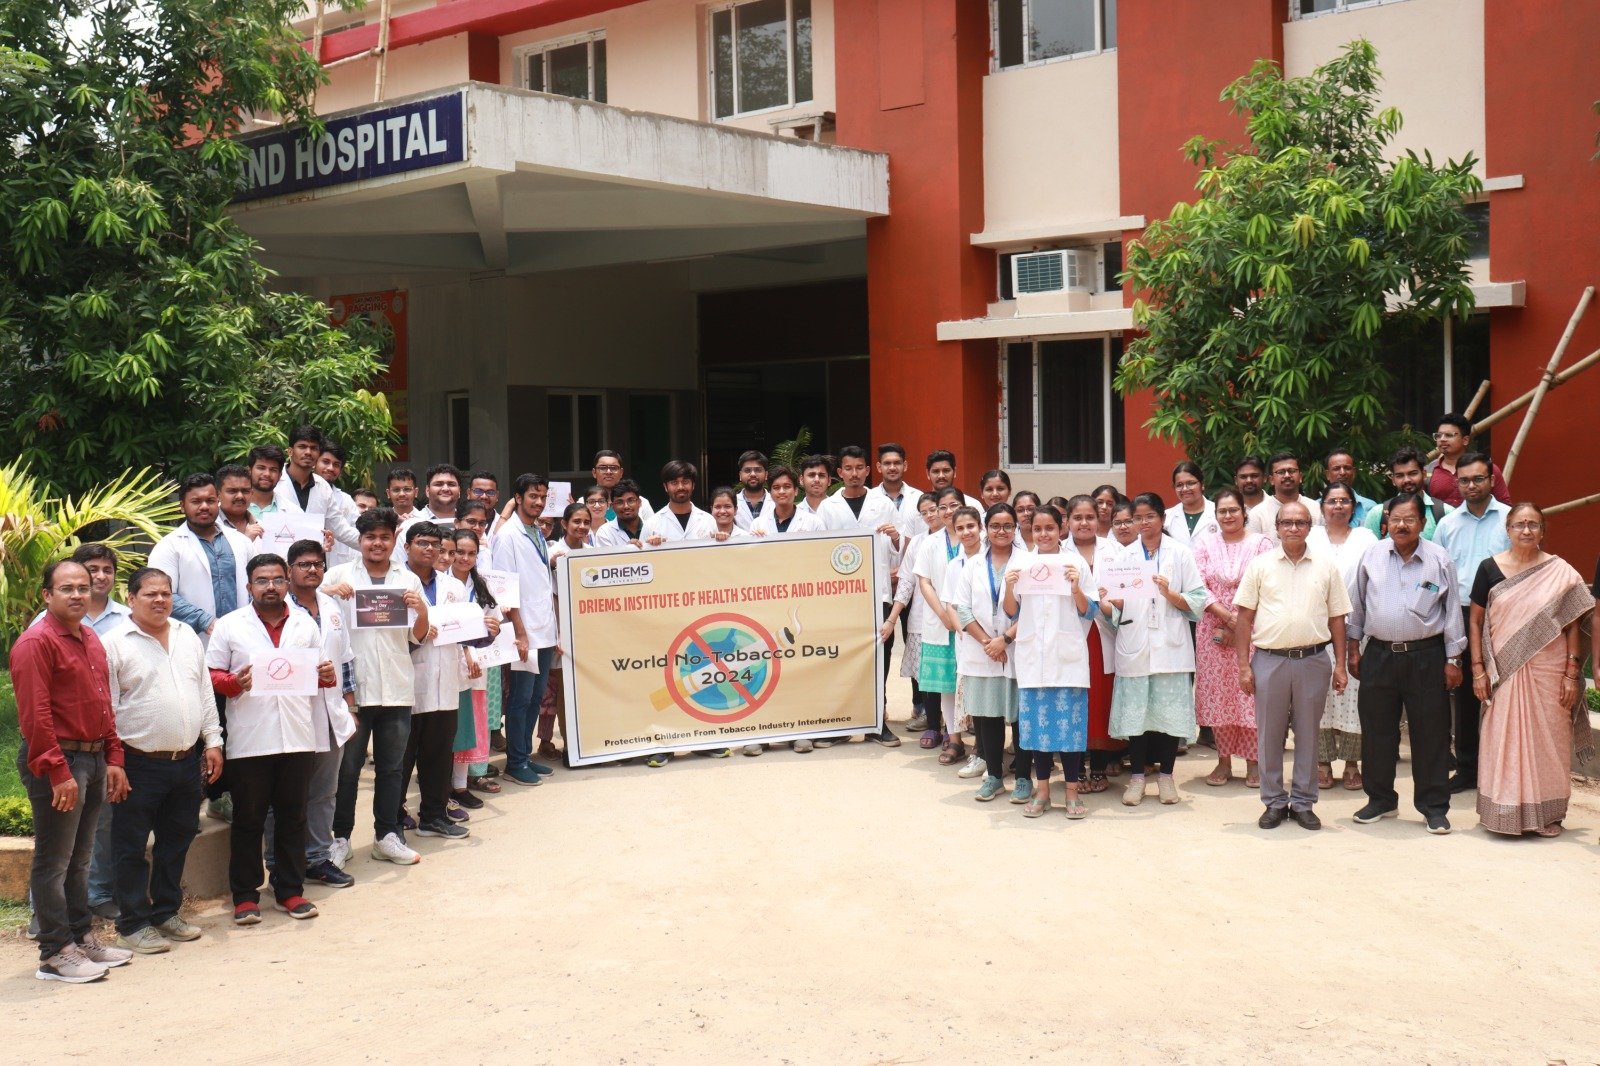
[994,0,1116,69]
[519,32,607,103]
[996,243,1121,300]
[1002,336,1125,467]
[447,392,471,470]
[710,0,812,119]
[1291,0,1409,19]
[1379,313,1490,442]
[1461,201,1489,260]
[547,391,604,477]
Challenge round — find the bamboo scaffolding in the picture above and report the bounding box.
[1545,491,1600,517]
[1460,378,1491,419]
[1504,286,1594,482]
[373,0,392,103]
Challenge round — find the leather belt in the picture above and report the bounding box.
[57,739,105,753]
[125,742,199,761]
[1371,634,1444,654]
[1263,642,1330,660]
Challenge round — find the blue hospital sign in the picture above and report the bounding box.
[235,92,466,202]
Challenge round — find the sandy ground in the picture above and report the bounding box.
[5,662,1600,1065]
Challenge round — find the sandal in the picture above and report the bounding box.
[468,775,502,794]
[1023,795,1049,818]
[1105,760,1123,779]
[1317,763,1335,790]
[919,729,941,750]
[938,740,967,765]
[1084,771,1108,794]
[1244,768,1261,789]
[1536,823,1563,838]
[1205,766,1232,787]
[1063,797,1088,820]
[1342,765,1363,790]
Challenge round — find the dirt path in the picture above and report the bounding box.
[4,679,1600,1063]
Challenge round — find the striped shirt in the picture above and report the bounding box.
[1346,538,1467,656]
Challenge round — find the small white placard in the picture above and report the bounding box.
[431,602,489,646]
[540,481,573,519]
[473,623,525,669]
[1101,557,1158,600]
[258,511,325,550]
[248,648,320,696]
[479,567,521,609]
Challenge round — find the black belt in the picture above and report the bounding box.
[1262,642,1330,660]
[1369,634,1444,654]
[125,742,199,761]
[57,739,105,753]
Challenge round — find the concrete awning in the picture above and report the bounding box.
[229,82,888,277]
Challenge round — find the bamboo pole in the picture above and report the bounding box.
[373,0,392,103]
[1467,344,1600,437]
[1504,286,1594,482]
[310,0,325,106]
[1461,378,1491,419]
[1545,491,1600,517]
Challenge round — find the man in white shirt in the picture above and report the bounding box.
[1247,451,1323,543]
[323,508,430,866]
[798,456,833,517]
[103,568,221,954]
[590,450,655,522]
[733,451,770,531]
[490,474,560,786]
[394,463,463,558]
[386,468,418,521]
[592,479,648,549]
[216,464,264,542]
[868,442,927,538]
[206,554,330,925]
[275,425,360,552]
[750,465,824,536]
[818,445,906,747]
[642,461,717,545]
[317,440,362,571]
[924,449,982,510]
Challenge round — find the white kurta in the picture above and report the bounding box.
[1107,537,1205,678]
[818,491,903,604]
[206,606,323,758]
[1004,548,1097,689]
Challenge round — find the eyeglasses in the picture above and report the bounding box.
[594,464,622,473]
[1174,480,1202,491]
[293,561,326,571]
[1432,432,1460,440]
[1457,475,1490,486]
[468,487,495,498]
[1111,519,1135,529]
[988,524,1017,533]
[1508,521,1543,532]
[937,503,960,513]
[1215,507,1243,517]
[251,577,289,588]
[51,585,92,596]
[1277,519,1311,529]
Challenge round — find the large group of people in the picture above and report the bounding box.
[13,411,1596,986]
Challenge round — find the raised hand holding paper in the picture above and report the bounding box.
[479,567,520,609]
[473,621,525,669]
[540,481,573,519]
[1015,559,1072,596]
[1101,557,1158,600]
[248,648,320,696]
[355,587,410,628]
[430,602,489,645]
[259,511,325,549]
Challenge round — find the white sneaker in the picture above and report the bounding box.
[371,833,421,865]
[35,944,108,983]
[791,738,814,753]
[1122,775,1146,807]
[329,837,352,870]
[956,753,987,779]
[78,932,133,968]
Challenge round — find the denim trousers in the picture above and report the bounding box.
[334,706,412,843]
[504,647,556,771]
[112,747,203,936]
[19,742,106,961]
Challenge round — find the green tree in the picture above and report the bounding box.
[0,0,395,494]
[1116,40,1480,497]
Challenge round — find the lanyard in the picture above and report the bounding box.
[521,520,549,565]
[944,531,958,562]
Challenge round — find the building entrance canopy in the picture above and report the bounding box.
[230,82,888,278]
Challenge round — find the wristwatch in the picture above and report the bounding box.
[1003,633,1015,645]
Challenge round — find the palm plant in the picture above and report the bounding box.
[769,426,814,471]
[0,462,180,651]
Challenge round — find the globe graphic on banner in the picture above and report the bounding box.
[663,613,781,723]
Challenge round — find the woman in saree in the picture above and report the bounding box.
[1468,503,1594,837]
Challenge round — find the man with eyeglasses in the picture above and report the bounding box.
[1246,451,1322,544]
[1432,451,1510,794]
[1234,502,1351,831]
[733,450,770,530]
[207,554,333,923]
[590,450,655,522]
[102,567,221,954]
[1364,446,1453,540]
[1346,494,1466,834]
[1425,413,1510,508]
[13,559,133,983]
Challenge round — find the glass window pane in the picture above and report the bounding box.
[548,43,590,100]
[1110,337,1125,464]
[526,52,545,93]
[996,0,1024,68]
[712,9,735,118]
[1102,241,1123,292]
[1299,0,1338,13]
[792,0,813,104]
[1101,0,1116,49]
[1031,0,1097,61]
[593,39,607,103]
[1006,343,1035,464]
[1461,201,1489,260]
[1378,317,1446,437]
[735,0,791,113]
[547,395,574,473]
[1450,314,1491,448]
[1038,338,1106,464]
[576,393,604,467]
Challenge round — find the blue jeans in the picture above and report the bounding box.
[86,801,116,907]
[19,742,105,961]
[504,648,556,771]
[112,747,203,936]
[334,706,412,843]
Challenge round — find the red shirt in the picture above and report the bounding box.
[10,612,123,786]
[1427,459,1511,509]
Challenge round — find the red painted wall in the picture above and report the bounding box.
[1115,0,1286,494]
[834,0,999,488]
[1483,0,1600,566]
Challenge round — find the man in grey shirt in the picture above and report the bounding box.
[1346,494,1467,834]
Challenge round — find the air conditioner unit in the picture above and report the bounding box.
[1012,249,1092,296]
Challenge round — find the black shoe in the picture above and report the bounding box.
[451,788,484,810]
[1290,808,1322,831]
[874,728,902,747]
[1447,774,1477,794]
[1258,806,1287,829]
[1352,801,1399,824]
[1425,814,1452,835]
[306,860,355,888]
[89,901,120,920]
[490,729,507,753]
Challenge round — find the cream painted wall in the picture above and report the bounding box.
[981,51,1121,241]
[1003,469,1127,501]
[316,33,472,114]
[1283,0,1485,173]
[498,0,834,129]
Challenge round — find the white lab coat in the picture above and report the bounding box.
[274,470,361,549]
[749,508,825,536]
[323,560,426,709]
[206,606,323,758]
[734,492,770,531]
[1005,548,1097,689]
[411,571,469,713]
[147,523,256,643]
[951,548,1014,679]
[489,520,558,656]
[641,505,717,544]
[1065,536,1120,673]
[1162,498,1221,549]
[291,591,356,751]
[1106,537,1205,677]
[592,518,647,549]
[912,531,960,642]
[868,482,928,540]
[817,491,903,604]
